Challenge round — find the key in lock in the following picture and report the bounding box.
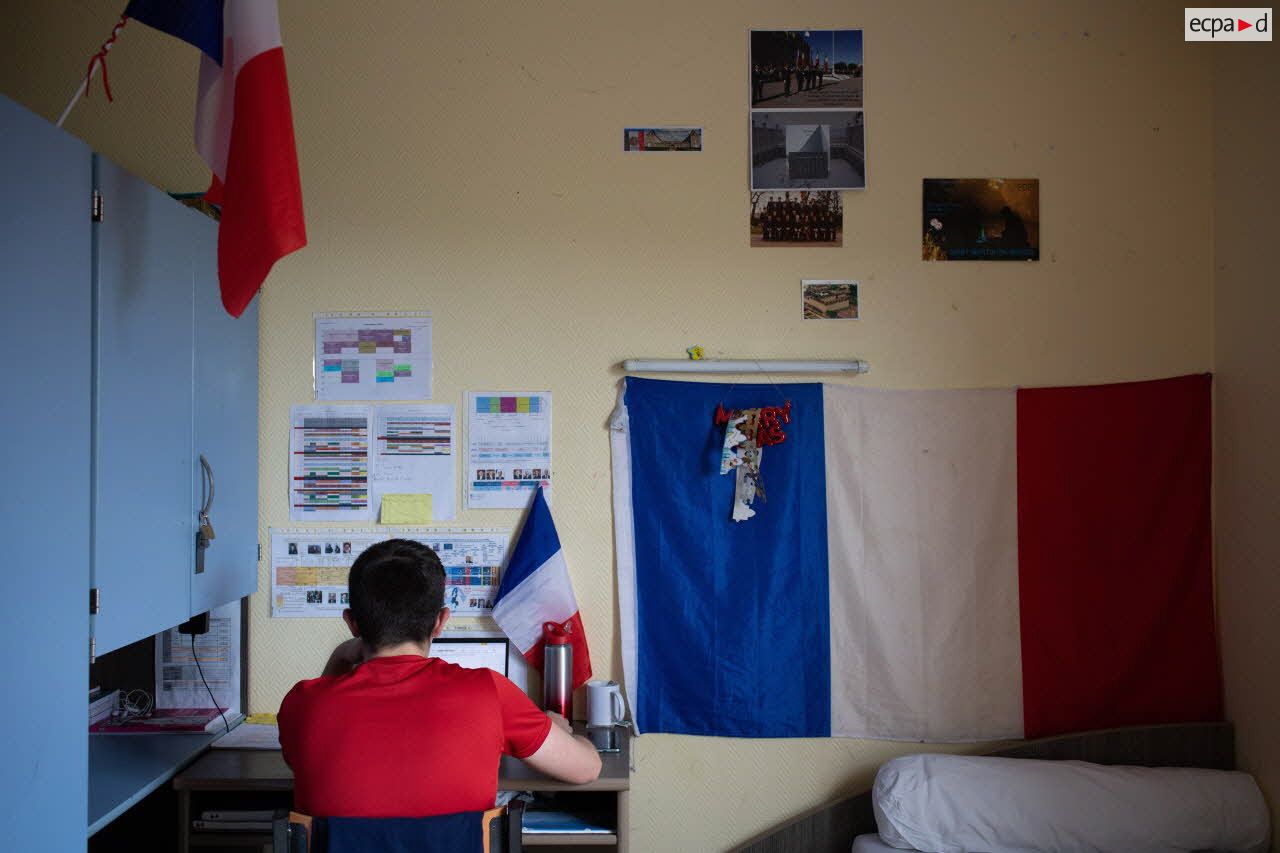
[195,513,215,573]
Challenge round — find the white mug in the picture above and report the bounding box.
[585,679,626,728]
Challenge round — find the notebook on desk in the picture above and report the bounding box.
[211,722,281,750]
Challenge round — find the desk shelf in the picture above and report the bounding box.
[188,831,270,847]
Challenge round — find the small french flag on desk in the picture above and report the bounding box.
[493,488,593,689]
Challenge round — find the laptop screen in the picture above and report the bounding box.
[430,638,509,676]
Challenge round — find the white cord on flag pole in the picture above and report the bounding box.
[55,64,97,129]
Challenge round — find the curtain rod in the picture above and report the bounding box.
[622,359,869,374]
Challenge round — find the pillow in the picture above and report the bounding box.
[872,753,1270,853]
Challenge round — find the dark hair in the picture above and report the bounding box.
[347,539,445,650]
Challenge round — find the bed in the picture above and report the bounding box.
[730,722,1241,853]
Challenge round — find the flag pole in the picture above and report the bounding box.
[55,66,97,129]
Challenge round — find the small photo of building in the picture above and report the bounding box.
[802,280,859,319]
[623,127,703,152]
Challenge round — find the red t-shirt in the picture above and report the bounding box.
[279,655,552,817]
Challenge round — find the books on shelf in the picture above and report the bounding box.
[192,814,272,824]
[200,810,276,822]
[88,689,119,727]
[193,810,275,832]
[521,809,613,834]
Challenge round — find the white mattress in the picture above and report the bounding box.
[852,834,913,853]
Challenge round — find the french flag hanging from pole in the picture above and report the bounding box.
[124,0,306,317]
[493,487,593,689]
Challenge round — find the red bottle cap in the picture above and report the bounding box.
[543,620,573,644]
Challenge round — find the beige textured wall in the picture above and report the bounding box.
[2,1,1219,850]
[1213,47,1280,852]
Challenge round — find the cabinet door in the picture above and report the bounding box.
[92,156,196,655]
[191,226,260,615]
[0,95,90,851]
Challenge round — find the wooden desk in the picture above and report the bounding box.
[173,725,630,852]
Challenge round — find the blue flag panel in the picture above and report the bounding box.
[624,377,830,737]
[124,0,225,65]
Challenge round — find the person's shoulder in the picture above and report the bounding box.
[428,660,525,697]
[281,673,342,709]
[424,658,501,686]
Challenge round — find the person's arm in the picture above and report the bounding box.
[321,637,365,677]
[521,711,602,785]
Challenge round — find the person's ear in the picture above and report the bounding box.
[342,608,360,638]
[431,606,451,640]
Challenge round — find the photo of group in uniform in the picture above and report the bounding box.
[750,191,843,247]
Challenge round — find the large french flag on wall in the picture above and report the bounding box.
[493,488,593,689]
[610,375,1220,741]
[124,0,306,317]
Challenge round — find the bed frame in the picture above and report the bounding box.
[730,722,1234,853]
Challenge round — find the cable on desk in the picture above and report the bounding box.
[192,634,231,734]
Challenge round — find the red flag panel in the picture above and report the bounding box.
[1017,374,1221,738]
[210,47,306,317]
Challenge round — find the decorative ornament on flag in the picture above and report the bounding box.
[714,401,792,521]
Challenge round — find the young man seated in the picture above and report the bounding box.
[279,539,602,818]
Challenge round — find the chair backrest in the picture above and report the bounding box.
[273,802,522,853]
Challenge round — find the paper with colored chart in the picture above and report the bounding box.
[270,527,509,617]
[314,311,433,401]
[289,405,373,521]
[371,404,456,521]
[291,404,456,522]
[465,391,552,509]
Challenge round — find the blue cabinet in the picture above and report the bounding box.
[0,92,93,853]
[0,94,260,846]
[92,156,200,654]
[89,156,260,656]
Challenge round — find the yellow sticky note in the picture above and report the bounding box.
[381,493,433,524]
[244,712,278,725]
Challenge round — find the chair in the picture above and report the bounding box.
[272,800,523,853]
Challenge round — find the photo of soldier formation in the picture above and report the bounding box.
[749,29,864,110]
[750,191,843,247]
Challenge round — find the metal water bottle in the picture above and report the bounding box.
[542,620,574,718]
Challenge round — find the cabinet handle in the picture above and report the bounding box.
[199,454,216,518]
